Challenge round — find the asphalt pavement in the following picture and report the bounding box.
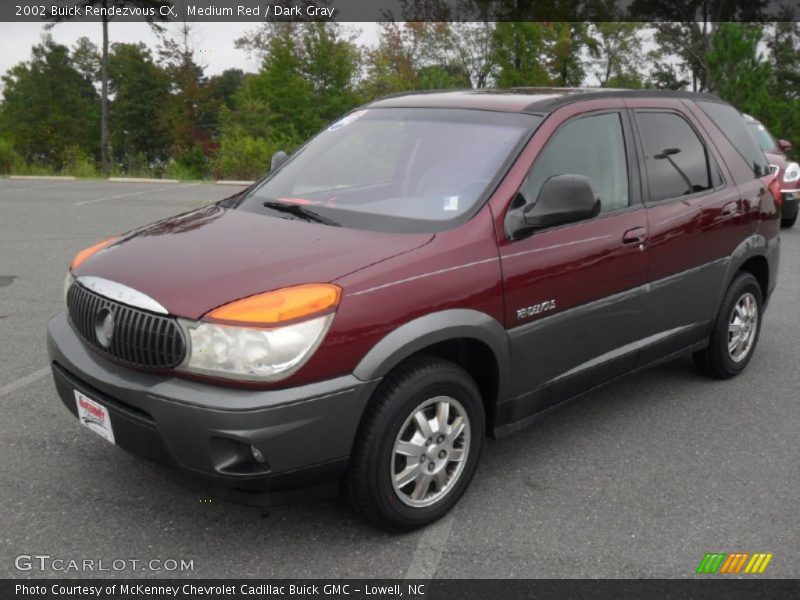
[1,179,798,578]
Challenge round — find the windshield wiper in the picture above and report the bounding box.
[262,200,340,226]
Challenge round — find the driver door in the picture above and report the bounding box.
[499,110,649,422]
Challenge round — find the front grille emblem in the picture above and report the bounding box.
[95,308,115,348]
[68,283,186,369]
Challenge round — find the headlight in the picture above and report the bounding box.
[182,315,333,381]
[784,162,800,183]
[179,284,341,382]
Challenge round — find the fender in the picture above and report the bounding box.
[353,309,511,405]
[719,233,779,307]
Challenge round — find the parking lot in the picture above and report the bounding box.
[1,178,798,578]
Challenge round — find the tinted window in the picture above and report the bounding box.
[237,108,540,233]
[520,112,629,214]
[696,100,771,177]
[636,112,719,202]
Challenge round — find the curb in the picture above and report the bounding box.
[108,177,180,184]
[216,180,255,186]
[8,175,76,181]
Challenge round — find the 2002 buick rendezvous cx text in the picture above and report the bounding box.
[48,89,781,530]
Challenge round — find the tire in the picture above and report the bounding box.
[781,212,797,228]
[694,272,763,379]
[347,355,484,531]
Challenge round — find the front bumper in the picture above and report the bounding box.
[47,312,380,505]
[781,190,799,220]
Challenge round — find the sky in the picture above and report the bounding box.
[0,21,379,84]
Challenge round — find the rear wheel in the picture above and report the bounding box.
[694,272,763,379]
[347,356,484,531]
[781,212,797,228]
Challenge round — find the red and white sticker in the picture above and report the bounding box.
[74,390,115,444]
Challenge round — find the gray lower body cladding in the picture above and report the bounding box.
[47,312,380,505]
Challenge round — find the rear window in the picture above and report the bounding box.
[635,111,723,203]
[696,100,771,177]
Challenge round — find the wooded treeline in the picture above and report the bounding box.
[1,20,798,180]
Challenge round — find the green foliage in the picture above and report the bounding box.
[108,42,172,171]
[0,36,100,168]
[62,146,100,178]
[591,23,645,88]
[71,37,100,83]
[168,145,211,180]
[491,22,593,87]
[706,24,772,114]
[215,134,280,181]
[0,138,21,174]
[208,69,246,112]
[2,19,799,180]
[491,22,552,87]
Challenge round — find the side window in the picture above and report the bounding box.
[636,111,722,203]
[520,112,629,214]
[696,100,771,177]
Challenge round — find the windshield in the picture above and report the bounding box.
[748,121,778,153]
[236,108,540,232]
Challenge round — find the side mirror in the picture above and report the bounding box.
[522,174,600,230]
[778,139,792,153]
[271,150,289,171]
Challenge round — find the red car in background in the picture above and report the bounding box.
[745,114,799,228]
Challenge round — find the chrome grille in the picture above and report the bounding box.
[66,282,186,369]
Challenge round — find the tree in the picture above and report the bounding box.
[48,1,173,175]
[491,22,552,87]
[363,22,426,96]
[207,69,246,112]
[706,23,772,111]
[628,0,769,91]
[765,17,800,98]
[0,37,99,168]
[491,22,594,87]
[107,43,171,171]
[234,23,361,142]
[590,22,645,88]
[157,22,216,175]
[71,37,101,83]
[548,23,597,87]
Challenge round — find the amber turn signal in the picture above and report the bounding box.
[70,237,119,271]
[207,284,342,325]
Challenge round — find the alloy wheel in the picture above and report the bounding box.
[391,396,471,508]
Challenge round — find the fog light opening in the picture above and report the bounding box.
[250,445,267,464]
[210,436,271,475]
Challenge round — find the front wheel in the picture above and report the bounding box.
[781,212,797,228]
[347,356,484,531]
[694,272,763,379]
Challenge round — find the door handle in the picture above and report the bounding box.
[622,227,647,246]
[722,201,739,216]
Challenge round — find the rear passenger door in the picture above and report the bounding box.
[631,107,748,363]
[500,110,649,421]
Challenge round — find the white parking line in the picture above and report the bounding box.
[74,182,202,206]
[0,367,50,398]
[403,515,455,579]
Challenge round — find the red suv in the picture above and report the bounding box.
[743,113,799,228]
[49,89,780,530]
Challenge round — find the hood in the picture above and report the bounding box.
[72,205,433,319]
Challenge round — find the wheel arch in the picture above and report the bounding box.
[722,234,776,304]
[353,309,511,421]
